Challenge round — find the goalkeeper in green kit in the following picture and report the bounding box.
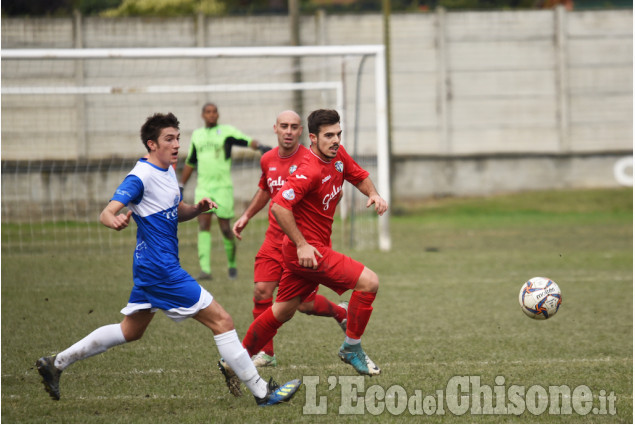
[180,103,270,280]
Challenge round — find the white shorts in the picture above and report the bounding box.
[121,279,214,322]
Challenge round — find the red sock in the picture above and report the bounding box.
[346,291,376,339]
[303,294,347,322]
[242,307,283,357]
[253,297,274,355]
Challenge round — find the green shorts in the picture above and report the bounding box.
[195,186,235,219]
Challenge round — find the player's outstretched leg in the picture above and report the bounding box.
[35,323,127,400]
[254,377,302,406]
[338,342,381,376]
[36,356,63,400]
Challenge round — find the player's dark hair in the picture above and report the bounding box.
[140,112,180,152]
[307,109,340,136]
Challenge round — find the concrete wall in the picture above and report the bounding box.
[1,8,632,212]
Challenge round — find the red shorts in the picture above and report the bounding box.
[253,237,317,303]
[253,237,284,283]
[276,241,365,303]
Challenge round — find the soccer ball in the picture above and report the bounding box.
[518,277,562,320]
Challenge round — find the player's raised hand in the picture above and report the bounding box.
[232,215,249,240]
[366,194,388,216]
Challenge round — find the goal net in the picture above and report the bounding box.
[1,46,390,255]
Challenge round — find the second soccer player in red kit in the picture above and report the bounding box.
[232,110,348,368]
[238,108,388,377]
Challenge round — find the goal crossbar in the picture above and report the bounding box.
[1,82,343,95]
[0,45,384,59]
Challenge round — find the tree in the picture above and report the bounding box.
[100,0,225,17]
[79,0,123,15]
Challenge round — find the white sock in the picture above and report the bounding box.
[345,336,361,346]
[214,329,268,398]
[55,324,126,370]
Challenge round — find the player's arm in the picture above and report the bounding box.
[178,198,218,222]
[355,177,388,216]
[225,137,271,158]
[233,137,265,151]
[271,202,322,269]
[233,188,270,240]
[249,139,272,154]
[100,200,133,231]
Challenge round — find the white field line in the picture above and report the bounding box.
[377,356,633,369]
[285,356,632,369]
[6,357,632,402]
[6,356,631,379]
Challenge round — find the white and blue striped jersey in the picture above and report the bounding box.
[111,158,183,287]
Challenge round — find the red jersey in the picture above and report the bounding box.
[272,144,369,246]
[258,144,309,241]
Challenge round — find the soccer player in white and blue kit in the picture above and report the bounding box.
[35,112,300,406]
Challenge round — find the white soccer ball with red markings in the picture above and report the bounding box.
[518,277,562,320]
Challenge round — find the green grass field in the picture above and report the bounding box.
[2,188,632,423]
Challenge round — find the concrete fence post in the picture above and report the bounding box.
[73,9,88,160]
[436,7,451,155]
[196,12,208,107]
[555,5,570,153]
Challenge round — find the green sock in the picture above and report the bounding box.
[198,231,211,274]
[222,236,237,268]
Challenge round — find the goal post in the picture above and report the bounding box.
[1,45,391,252]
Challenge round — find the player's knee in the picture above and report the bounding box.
[272,302,298,323]
[218,220,233,239]
[196,302,235,334]
[367,272,379,293]
[355,268,379,294]
[216,309,235,332]
[275,309,296,322]
[254,283,275,301]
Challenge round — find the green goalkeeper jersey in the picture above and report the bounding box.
[185,124,253,190]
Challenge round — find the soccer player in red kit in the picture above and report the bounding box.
[232,110,348,368]
[240,109,388,376]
